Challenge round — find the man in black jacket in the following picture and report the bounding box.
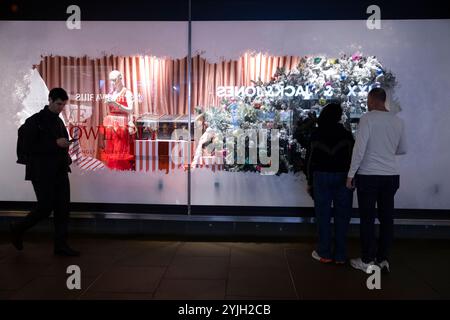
[11,87,80,256]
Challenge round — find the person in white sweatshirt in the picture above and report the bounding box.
[346,87,407,274]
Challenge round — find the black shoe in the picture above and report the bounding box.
[54,245,80,257]
[10,222,23,251]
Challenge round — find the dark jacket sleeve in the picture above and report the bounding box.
[305,132,317,187]
[58,118,73,167]
[346,129,356,164]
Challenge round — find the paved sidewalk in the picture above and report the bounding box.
[0,234,449,300]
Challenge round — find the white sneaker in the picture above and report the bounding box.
[377,260,390,274]
[350,258,375,273]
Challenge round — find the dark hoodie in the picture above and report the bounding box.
[305,122,354,186]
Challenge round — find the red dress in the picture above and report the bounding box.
[101,90,134,170]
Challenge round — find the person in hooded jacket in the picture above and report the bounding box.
[305,103,354,264]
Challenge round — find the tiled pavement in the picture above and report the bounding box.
[0,234,449,300]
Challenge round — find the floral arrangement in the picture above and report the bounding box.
[246,52,398,121]
[199,53,398,174]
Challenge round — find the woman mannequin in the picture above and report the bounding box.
[100,70,135,170]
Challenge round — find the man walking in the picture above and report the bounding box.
[347,87,407,273]
[11,87,80,256]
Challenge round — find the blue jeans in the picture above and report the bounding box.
[313,171,353,261]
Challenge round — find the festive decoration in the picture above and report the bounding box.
[199,53,398,174]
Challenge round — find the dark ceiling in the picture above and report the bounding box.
[1,0,449,20]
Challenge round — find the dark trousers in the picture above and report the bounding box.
[313,172,353,261]
[356,174,400,263]
[15,174,70,247]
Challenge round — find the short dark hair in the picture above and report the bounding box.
[318,103,342,127]
[48,88,69,101]
[368,87,386,102]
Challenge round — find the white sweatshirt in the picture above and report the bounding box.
[348,110,407,178]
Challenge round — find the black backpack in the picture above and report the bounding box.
[16,113,41,165]
[17,121,31,165]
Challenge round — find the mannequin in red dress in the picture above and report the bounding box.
[100,70,136,170]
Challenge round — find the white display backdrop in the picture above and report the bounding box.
[0,20,449,209]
